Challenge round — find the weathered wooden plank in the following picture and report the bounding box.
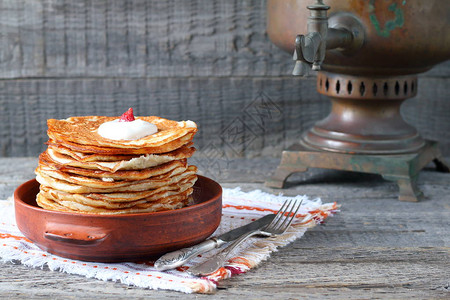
[1,76,449,158]
[0,251,448,299]
[43,0,65,75]
[0,1,23,78]
[0,0,289,78]
[0,0,448,79]
[404,77,450,152]
[85,1,107,74]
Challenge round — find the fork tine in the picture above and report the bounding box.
[275,199,298,231]
[281,199,303,232]
[269,199,291,229]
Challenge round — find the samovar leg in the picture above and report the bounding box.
[382,150,449,202]
[265,141,449,202]
[382,174,423,202]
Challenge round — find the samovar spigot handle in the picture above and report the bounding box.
[306,0,330,70]
[293,32,322,76]
[292,0,365,76]
[292,0,329,75]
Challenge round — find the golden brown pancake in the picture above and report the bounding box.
[36,167,197,193]
[63,176,197,202]
[36,191,193,214]
[41,145,195,173]
[47,141,139,162]
[47,141,194,162]
[39,186,194,209]
[39,176,197,207]
[39,153,188,181]
[35,164,195,189]
[43,146,195,172]
[47,116,197,154]
[47,133,195,155]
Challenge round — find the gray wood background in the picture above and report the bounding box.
[0,0,449,157]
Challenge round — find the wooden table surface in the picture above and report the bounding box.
[0,157,449,299]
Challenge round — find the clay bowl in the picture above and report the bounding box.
[14,175,222,262]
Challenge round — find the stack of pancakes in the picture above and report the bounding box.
[35,115,198,214]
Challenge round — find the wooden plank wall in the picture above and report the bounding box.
[0,0,449,157]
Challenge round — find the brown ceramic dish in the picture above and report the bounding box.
[14,175,222,262]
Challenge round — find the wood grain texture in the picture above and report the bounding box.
[404,77,450,153]
[0,157,449,299]
[0,0,294,78]
[1,76,449,157]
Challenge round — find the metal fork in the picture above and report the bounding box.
[188,199,303,276]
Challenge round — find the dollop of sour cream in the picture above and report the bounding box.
[97,119,158,140]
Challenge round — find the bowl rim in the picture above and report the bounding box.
[14,175,222,218]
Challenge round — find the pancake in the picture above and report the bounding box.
[47,116,197,154]
[36,191,193,214]
[39,153,188,181]
[66,176,197,202]
[40,184,196,210]
[36,193,69,212]
[39,188,151,209]
[39,176,197,207]
[36,167,197,193]
[48,132,195,155]
[47,141,139,162]
[44,145,195,172]
[36,164,195,189]
[47,141,194,162]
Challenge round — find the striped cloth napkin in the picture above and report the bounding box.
[0,188,337,294]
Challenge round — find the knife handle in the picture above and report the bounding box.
[154,238,225,271]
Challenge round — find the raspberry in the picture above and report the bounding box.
[119,108,135,122]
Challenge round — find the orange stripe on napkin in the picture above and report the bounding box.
[0,233,32,243]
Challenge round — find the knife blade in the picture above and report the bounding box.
[154,213,275,271]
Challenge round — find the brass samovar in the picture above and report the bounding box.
[265,0,449,201]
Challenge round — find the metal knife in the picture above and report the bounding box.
[154,213,276,271]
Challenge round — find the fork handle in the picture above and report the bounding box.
[188,229,263,276]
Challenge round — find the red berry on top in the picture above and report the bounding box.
[119,108,135,122]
